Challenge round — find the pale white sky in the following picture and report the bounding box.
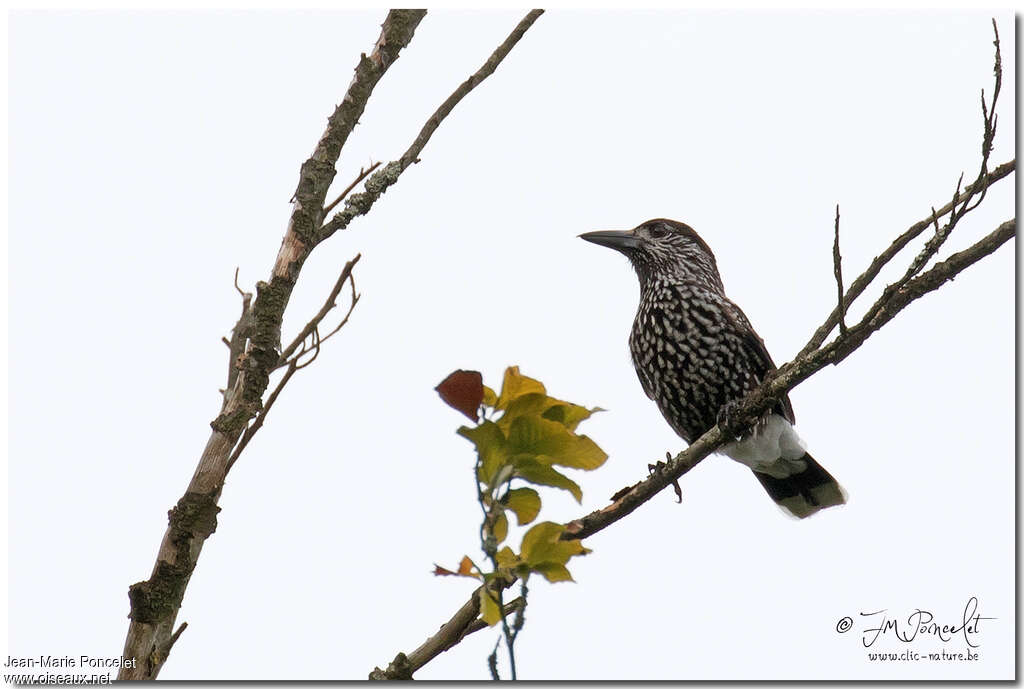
[7,9,1016,681]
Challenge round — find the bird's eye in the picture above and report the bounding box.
[647,226,667,239]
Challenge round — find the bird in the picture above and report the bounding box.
[580,218,845,518]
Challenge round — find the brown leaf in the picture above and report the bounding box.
[433,555,479,579]
[435,370,484,422]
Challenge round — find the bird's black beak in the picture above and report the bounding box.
[579,230,641,253]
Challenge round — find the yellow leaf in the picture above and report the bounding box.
[532,562,574,583]
[496,393,555,430]
[542,403,604,432]
[482,385,498,407]
[478,588,502,627]
[507,415,608,471]
[495,546,519,569]
[503,487,541,526]
[457,421,509,485]
[492,512,508,545]
[512,457,582,502]
[495,366,546,410]
[520,521,589,574]
[520,521,566,562]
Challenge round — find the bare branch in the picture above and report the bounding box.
[319,10,545,242]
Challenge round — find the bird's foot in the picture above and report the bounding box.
[648,452,683,503]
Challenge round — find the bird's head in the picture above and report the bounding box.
[579,218,723,292]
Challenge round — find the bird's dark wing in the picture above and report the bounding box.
[722,301,796,424]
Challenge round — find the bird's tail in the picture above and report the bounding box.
[752,453,846,519]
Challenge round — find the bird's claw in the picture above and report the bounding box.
[648,454,683,503]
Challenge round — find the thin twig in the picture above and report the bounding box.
[233,267,249,300]
[309,272,360,351]
[323,161,381,216]
[278,255,362,366]
[832,204,847,336]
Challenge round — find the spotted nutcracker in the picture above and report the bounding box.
[580,218,845,518]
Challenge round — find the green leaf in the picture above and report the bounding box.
[512,457,582,503]
[531,562,574,583]
[507,416,608,471]
[482,385,498,408]
[457,421,508,485]
[478,588,503,627]
[492,511,508,545]
[494,366,546,410]
[503,487,541,526]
